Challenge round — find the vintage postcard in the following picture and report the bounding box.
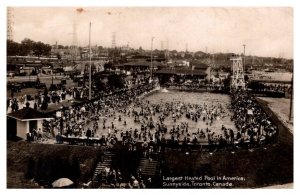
[6,6,293,189]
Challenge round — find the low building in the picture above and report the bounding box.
[155,61,211,81]
[7,107,53,140]
[115,60,163,74]
[155,68,208,80]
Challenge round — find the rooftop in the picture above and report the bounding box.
[7,107,52,121]
[115,61,163,67]
[189,60,209,69]
[155,68,207,76]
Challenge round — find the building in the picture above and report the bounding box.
[7,107,52,140]
[114,60,163,75]
[155,61,211,82]
[190,60,211,80]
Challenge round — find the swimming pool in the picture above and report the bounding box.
[88,89,237,142]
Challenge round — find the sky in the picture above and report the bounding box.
[10,7,293,58]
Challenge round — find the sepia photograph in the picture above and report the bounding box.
[5,4,294,189]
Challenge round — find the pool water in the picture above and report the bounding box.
[86,89,237,142]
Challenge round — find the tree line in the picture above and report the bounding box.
[7,38,52,57]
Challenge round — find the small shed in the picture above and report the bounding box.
[7,107,53,140]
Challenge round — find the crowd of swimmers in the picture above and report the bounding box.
[51,89,279,152]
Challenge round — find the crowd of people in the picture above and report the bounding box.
[7,87,77,112]
[7,75,283,189]
[8,77,280,151]
[50,83,156,142]
[163,81,226,92]
[230,89,278,146]
[262,83,291,93]
[51,86,241,152]
[249,82,292,94]
[40,84,280,151]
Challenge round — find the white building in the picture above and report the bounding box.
[7,107,53,140]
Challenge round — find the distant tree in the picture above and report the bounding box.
[8,38,52,57]
[57,45,64,49]
[7,40,20,56]
[20,38,35,56]
[33,41,51,57]
[44,44,52,56]
[33,42,43,57]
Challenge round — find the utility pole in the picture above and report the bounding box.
[72,18,78,61]
[243,44,246,72]
[166,39,169,61]
[89,22,92,100]
[150,37,155,80]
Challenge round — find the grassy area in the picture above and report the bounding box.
[7,141,103,188]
